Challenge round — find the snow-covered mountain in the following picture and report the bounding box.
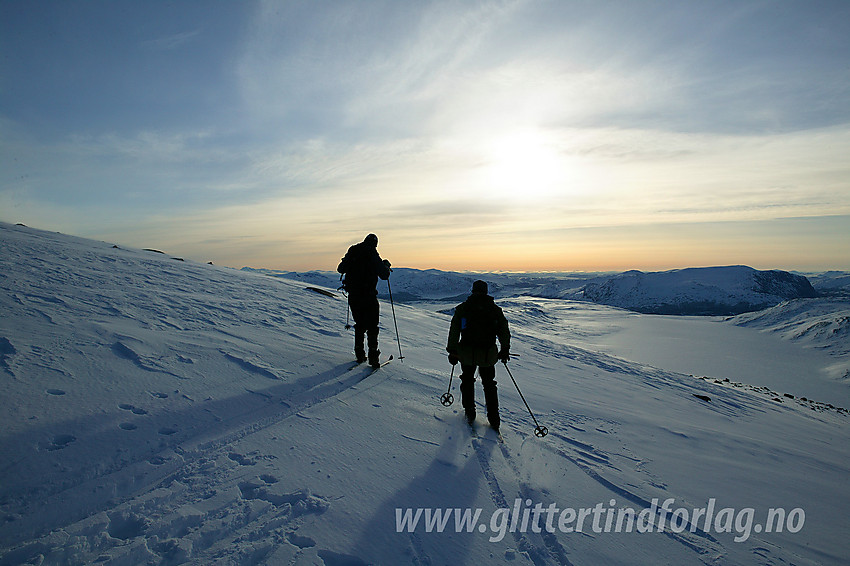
[242,266,601,304]
[242,267,496,303]
[808,271,850,298]
[580,266,817,315]
[246,265,821,318]
[2,222,849,565]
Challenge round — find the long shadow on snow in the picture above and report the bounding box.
[0,359,376,550]
[343,424,487,566]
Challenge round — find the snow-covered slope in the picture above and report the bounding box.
[581,266,817,315]
[728,298,850,380]
[1,222,848,565]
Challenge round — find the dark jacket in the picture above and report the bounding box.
[447,293,510,367]
[337,241,390,295]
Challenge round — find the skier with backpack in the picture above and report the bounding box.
[446,280,511,431]
[337,234,392,367]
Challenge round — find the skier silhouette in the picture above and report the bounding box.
[446,280,510,431]
[337,234,391,367]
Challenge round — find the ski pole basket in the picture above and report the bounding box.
[440,365,455,406]
[503,361,548,438]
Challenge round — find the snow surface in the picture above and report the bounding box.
[728,299,850,382]
[1,222,849,565]
[486,298,850,409]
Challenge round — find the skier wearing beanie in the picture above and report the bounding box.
[337,234,391,367]
[446,280,511,431]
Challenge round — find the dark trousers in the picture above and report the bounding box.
[349,292,380,355]
[460,364,499,424]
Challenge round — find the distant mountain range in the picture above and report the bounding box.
[243,265,846,316]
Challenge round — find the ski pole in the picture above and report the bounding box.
[386,276,404,362]
[502,361,548,438]
[339,276,352,330]
[440,365,455,406]
[344,301,352,330]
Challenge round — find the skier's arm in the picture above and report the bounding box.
[337,255,348,274]
[376,255,391,280]
[496,308,511,356]
[446,312,462,354]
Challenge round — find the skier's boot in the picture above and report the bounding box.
[368,349,381,368]
[464,408,476,425]
[354,328,367,363]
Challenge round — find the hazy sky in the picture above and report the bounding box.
[2,0,849,271]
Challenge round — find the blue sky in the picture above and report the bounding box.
[2,0,849,271]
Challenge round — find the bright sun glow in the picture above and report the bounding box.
[479,130,573,201]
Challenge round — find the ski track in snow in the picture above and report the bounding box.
[460,413,723,566]
[1,223,848,565]
[537,431,722,556]
[466,423,573,566]
[0,358,382,565]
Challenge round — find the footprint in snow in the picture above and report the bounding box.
[118,403,148,415]
[39,434,76,451]
[237,482,330,515]
[228,452,257,466]
[0,337,15,375]
[316,550,368,566]
[46,389,66,396]
[288,532,316,549]
[107,511,149,540]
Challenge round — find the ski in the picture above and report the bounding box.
[356,355,393,381]
[371,354,394,370]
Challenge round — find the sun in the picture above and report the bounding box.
[479,130,572,201]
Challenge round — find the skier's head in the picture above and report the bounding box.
[364,233,378,247]
[472,280,488,295]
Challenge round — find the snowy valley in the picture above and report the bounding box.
[1,222,849,565]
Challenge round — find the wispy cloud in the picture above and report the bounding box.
[2,0,849,271]
[140,29,202,52]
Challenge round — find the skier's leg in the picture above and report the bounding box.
[348,295,368,362]
[480,365,500,431]
[354,328,366,363]
[366,295,381,366]
[367,327,380,367]
[459,364,477,422]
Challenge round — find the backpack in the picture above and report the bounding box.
[459,299,499,348]
[338,243,374,294]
